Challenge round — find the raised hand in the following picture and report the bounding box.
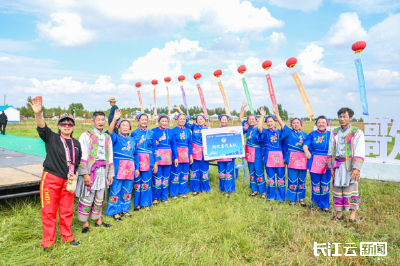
[114,109,122,120]
[242,102,248,108]
[28,98,42,114]
[173,105,179,110]
[272,105,279,115]
[259,108,266,116]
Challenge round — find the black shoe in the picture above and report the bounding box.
[300,201,307,207]
[71,240,81,247]
[43,247,51,252]
[322,208,332,214]
[95,222,112,228]
[349,219,357,223]
[112,215,122,221]
[192,192,199,196]
[332,215,344,222]
[120,212,132,218]
[134,207,140,211]
[82,227,90,234]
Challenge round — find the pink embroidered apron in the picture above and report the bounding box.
[288,152,307,170]
[243,145,255,163]
[266,151,284,168]
[138,153,150,171]
[177,147,189,163]
[310,155,328,174]
[157,149,172,165]
[192,143,203,161]
[117,160,135,180]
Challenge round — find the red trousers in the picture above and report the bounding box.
[40,171,75,248]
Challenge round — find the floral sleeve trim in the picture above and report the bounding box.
[80,159,88,167]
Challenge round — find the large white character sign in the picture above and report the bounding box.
[364,119,400,163]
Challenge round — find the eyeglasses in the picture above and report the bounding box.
[59,123,74,127]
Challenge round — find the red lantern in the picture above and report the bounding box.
[151,79,158,86]
[237,65,246,74]
[178,75,185,82]
[214,69,222,78]
[286,57,297,68]
[352,41,367,54]
[135,82,141,88]
[194,73,201,80]
[164,77,171,83]
[262,60,272,70]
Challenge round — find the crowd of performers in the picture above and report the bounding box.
[29,98,365,251]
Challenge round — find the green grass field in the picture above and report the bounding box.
[0,121,399,265]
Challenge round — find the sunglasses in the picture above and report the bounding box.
[59,123,74,127]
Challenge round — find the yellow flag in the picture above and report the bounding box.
[291,72,314,119]
[217,81,231,116]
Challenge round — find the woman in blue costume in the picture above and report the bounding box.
[216,114,235,198]
[174,106,210,196]
[303,115,332,213]
[257,107,286,202]
[130,113,159,211]
[239,102,266,198]
[169,112,193,199]
[273,105,308,207]
[105,109,138,220]
[151,114,178,205]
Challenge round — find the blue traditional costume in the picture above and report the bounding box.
[152,114,178,201]
[187,115,210,193]
[281,118,308,203]
[105,120,138,216]
[170,115,192,197]
[130,114,159,208]
[257,115,286,201]
[242,116,266,195]
[304,116,332,210]
[217,114,235,193]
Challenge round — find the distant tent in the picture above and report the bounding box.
[209,114,219,121]
[0,106,20,123]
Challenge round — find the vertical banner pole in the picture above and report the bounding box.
[265,74,277,107]
[291,72,314,119]
[354,58,369,116]
[180,85,190,117]
[137,91,144,113]
[166,86,172,127]
[241,77,254,113]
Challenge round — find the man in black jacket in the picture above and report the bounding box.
[0,111,7,135]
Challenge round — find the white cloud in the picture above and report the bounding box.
[365,69,400,89]
[324,12,368,47]
[268,0,323,12]
[298,44,345,85]
[347,92,356,101]
[6,0,283,46]
[210,35,249,53]
[324,12,400,63]
[121,38,203,82]
[333,0,400,14]
[265,32,287,54]
[0,56,21,63]
[37,12,96,47]
[368,13,400,63]
[0,39,35,52]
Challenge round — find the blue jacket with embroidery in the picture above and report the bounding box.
[130,127,159,167]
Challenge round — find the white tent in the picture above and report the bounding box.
[0,106,20,123]
[209,114,219,121]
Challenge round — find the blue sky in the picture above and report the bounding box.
[0,0,399,118]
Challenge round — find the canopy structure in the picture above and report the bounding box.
[0,106,20,123]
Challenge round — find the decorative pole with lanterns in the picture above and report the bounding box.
[135,82,144,113]
[178,75,189,117]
